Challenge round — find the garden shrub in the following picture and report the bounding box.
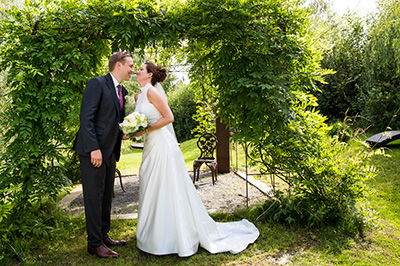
[168,83,198,142]
[361,89,400,132]
[328,119,352,142]
[314,13,367,122]
[0,200,85,263]
[249,102,378,232]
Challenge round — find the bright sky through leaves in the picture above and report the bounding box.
[331,0,378,15]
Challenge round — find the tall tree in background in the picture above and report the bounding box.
[359,0,400,131]
[308,0,400,131]
[307,0,368,122]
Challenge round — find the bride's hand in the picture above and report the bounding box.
[134,131,143,138]
[135,129,147,138]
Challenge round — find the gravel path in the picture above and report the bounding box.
[65,172,267,216]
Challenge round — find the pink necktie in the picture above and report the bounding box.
[117,85,123,110]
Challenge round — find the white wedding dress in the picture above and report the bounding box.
[134,83,259,257]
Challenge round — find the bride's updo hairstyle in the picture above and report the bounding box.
[145,62,167,86]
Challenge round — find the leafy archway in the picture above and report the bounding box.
[0,0,174,211]
[0,0,375,236]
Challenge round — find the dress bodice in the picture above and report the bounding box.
[135,83,162,125]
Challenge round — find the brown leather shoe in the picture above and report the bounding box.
[103,237,126,247]
[88,244,119,258]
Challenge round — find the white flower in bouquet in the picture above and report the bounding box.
[119,112,150,140]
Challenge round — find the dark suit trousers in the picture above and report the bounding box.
[79,152,116,247]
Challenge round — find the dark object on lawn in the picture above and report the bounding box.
[365,130,400,147]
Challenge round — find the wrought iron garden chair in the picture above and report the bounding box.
[193,132,218,185]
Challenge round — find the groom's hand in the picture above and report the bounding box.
[91,149,102,168]
[122,134,129,140]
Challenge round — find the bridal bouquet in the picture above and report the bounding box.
[119,112,150,140]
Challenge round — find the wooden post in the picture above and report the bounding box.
[216,117,230,173]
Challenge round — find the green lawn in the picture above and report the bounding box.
[116,138,201,175]
[6,138,400,265]
[117,138,253,175]
[117,139,200,175]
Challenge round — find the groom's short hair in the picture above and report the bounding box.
[109,51,133,72]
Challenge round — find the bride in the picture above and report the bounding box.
[133,62,259,257]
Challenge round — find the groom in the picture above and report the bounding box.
[73,51,134,258]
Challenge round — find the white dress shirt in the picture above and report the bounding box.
[110,73,121,99]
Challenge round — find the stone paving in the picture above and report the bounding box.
[58,171,271,220]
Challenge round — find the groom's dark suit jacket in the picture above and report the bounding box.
[73,73,127,161]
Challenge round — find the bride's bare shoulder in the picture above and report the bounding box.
[147,86,163,99]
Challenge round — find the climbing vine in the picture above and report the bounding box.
[0,0,176,223]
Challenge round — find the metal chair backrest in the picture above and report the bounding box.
[196,132,218,160]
